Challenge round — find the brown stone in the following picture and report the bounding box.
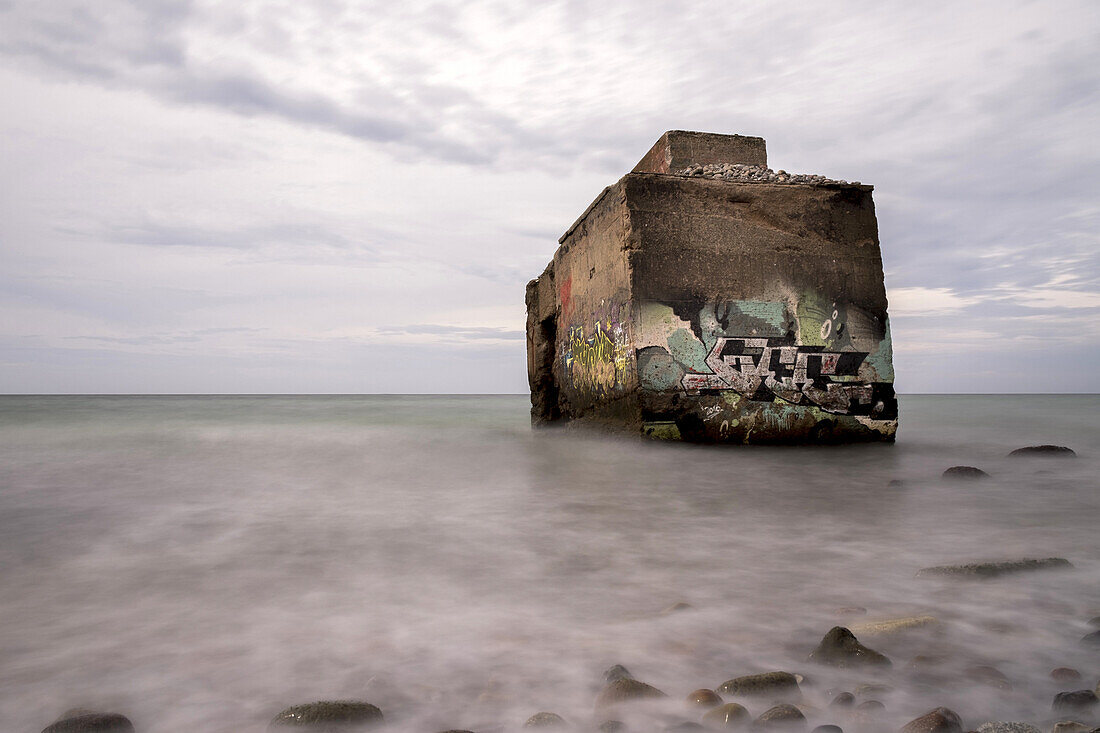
[899,707,963,733]
[701,703,751,728]
[808,627,891,668]
[42,713,134,733]
[716,671,801,699]
[526,131,897,444]
[595,678,667,710]
[269,701,383,729]
[686,689,723,708]
[524,712,568,728]
[753,704,806,729]
[1052,667,1082,682]
[632,130,767,174]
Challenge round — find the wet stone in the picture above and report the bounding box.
[605,664,633,682]
[916,558,1072,578]
[856,700,884,712]
[853,683,893,698]
[42,713,135,733]
[524,712,567,728]
[966,665,1012,690]
[1007,445,1076,457]
[269,701,383,730]
[808,627,891,668]
[830,693,855,708]
[1080,629,1100,648]
[701,703,750,728]
[754,704,806,729]
[1088,615,1100,628]
[686,689,723,708]
[899,707,963,733]
[666,724,705,732]
[716,671,801,699]
[1052,667,1082,682]
[942,466,990,480]
[975,724,1041,733]
[598,722,626,733]
[812,727,843,733]
[595,678,666,710]
[1051,723,1091,733]
[1052,690,1098,714]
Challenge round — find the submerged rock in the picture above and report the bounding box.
[661,601,695,615]
[1007,445,1076,457]
[701,702,750,728]
[42,713,134,733]
[1050,723,1092,733]
[716,671,801,699]
[811,727,843,733]
[899,707,963,733]
[686,689,723,708]
[942,466,990,480]
[965,664,1012,690]
[850,615,937,636]
[524,712,567,728]
[915,557,1072,578]
[808,627,891,668]
[975,724,1040,733]
[1080,629,1100,648]
[830,692,855,708]
[269,701,383,729]
[754,704,805,729]
[598,722,625,733]
[1052,667,1082,681]
[701,703,750,728]
[1052,690,1098,714]
[595,678,666,710]
[604,664,633,682]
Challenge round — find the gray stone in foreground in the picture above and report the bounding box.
[1008,445,1076,457]
[524,712,567,728]
[976,723,1041,733]
[269,701,383,730]
[1052,690,1098,713]
[754,703,805,728]
[42,713,134,733]
[916,557,1072,578]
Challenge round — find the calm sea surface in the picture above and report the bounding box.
[0,395,1097,732]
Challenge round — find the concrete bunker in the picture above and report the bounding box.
[525,130,897,444]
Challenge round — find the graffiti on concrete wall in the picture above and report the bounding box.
[561,300,630,398]
[636,296,895,418]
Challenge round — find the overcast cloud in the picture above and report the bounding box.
[1,0,1097,393]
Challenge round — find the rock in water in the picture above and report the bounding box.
[269,701,383,730]
[1052,667,1082,681]
[716,671,801,699]
[701,703,750,727]
[1051,723,1091,733]
[899,707,963,733]
[754,704,805,729]
[42,713,134,733]
[1052,690,1098,714]
[811,727,843,733]
[916,557,1072,578]
[850,615,937,636]
[1008,445,1076,457]
[942,466,990,480]
[604,664,633,682]
[808,627,891,667]
[595,678,667,710]
[525,712,568,728]
[598,722,626,733]
[686,689,723,708]
[1080,629,1100,648]
[976,724,1041,733]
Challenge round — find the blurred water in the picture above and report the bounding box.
[0,395,1097,732]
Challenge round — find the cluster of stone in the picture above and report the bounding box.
[675,163,859,186]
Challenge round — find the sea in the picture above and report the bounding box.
[0,394,1097,732]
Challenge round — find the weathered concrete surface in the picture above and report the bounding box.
[526,131,897,444]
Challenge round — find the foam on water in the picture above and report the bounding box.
[0,395,1097,732]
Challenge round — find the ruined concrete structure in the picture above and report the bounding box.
[525,131,897,443]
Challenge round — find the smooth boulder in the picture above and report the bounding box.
[916,558,1072,578]
[808,627,890,668]
[716,671,801,699]
[1007,445,1075,457]
[595,678,666,710]
[754,704,805,729]
[269,701,383,730]
[899,707,963,733]
[701,703,750,728]
[1052,690,1098,714]
[686,689,723,708]
[42,713,134,733]
[942,466,989,480]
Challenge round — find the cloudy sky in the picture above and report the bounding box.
[1,1,1097,394]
